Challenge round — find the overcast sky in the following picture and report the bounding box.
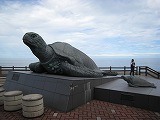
[0,0,160,59]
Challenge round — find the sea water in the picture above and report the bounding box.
[92,57,160,71]
[0,57,160,71]
[0,58,38,67]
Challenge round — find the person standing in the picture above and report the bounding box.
[130,59,135,76]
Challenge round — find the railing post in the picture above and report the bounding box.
[136,66,138,75]
[145,66,148,76]
[110,66,111,72]
[124,66,126,75]
[139,66,141,75]
[25,66,27,71]
[12,66,14,71]
[0,66,2,76]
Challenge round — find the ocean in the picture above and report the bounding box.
[92,57,160,71]
[0,57,160,71]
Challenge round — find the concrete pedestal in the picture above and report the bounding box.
[4,71,118,112]
[94,76,160,112]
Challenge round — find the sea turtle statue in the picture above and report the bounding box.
[121,75,156,88]
[23,32,105,77]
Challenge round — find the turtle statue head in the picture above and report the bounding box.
[23,32,47,60]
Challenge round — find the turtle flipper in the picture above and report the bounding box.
[60,62,103,77]
[29,62,46,73]
[128,83,136,87]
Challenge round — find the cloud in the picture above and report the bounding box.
[0,0,160,58]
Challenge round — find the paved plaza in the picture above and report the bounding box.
[0,100,160,120]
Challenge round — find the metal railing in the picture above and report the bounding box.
[139,66,160,79]
[0,66,159,79]
[99,66,160,79]
[0,66,30,77]
[99,66,139,75]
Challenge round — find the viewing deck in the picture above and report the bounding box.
[0,66,160,119]
[0,75,160,120]
[94,75,160,112]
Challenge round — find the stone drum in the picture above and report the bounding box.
[0,83,3,89]
[4,91,23,111]
[0,88,5,105]
[22,94,44,118]
[0,77,6,85]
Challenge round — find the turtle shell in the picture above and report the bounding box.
[48,42,100,71]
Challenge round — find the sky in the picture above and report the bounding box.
[0,0,160,59]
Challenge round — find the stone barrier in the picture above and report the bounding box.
[0,78,6,85]
[0,84,3,89]
[0,88,5,105]
[22,94,44,118]
[4,91,23,111]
